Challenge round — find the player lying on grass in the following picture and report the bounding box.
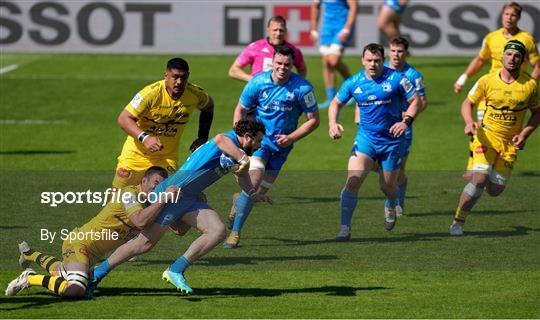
[89,119,272,295]
[5,166,179,298]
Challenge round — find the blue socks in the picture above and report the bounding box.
[340,188,358,227]
[92,259,110,282]
[326,87,336,100]
[397,179,408,208]
[170,255,190,275]
[384,197,397,209]
[232,191,254,233]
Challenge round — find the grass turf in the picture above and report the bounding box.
[0,53,538,318]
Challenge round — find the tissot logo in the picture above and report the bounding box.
[224,6,265,45]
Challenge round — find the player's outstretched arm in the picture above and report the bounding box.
[338,0,358,43]
[531,61,540,80]
[118,109,162,152]
[454,56,486,93]
[513,107,540,149]
[328,97,345,139]
[190,97,215,152]
[129,186,182,229]
[229,61,252,82]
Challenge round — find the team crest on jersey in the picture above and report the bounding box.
[79,247,89,257]
[117,168,131,179]
[286,92,295,101]
[382,82,392,92]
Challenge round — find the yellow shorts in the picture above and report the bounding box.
[465,101,486,171]
[61,237,99,268]
[112,156,177,188]
[471,127,517,182]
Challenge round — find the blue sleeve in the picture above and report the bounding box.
[299,84,318,114]
[336,77,353,103]
[239,79,259,110]
[399,76,415,101]
[411,71,426,97]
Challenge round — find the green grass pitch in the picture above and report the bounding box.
[0,53,538,318]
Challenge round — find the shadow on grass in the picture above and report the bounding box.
[94,285,387,300]
[0,150,76,155]
[0,293,79,311]
[251,225,540,247]
[134,255,338,267]
[406,209,535,218]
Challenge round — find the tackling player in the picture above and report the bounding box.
[89,119,272,295]
[5,167,178,298]
[310,0,358,109]
[450,40,540,236]
[225,46,320,249]
[328,43,419,241]
[114,57,214,188]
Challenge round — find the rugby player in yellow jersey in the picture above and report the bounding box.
[113,57,214,188]
[452,2,540,178]
[450,40,540,236]
[5,167,180,298]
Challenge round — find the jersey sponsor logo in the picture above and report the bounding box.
[475,145,487,154]
[359,99,392,106]
[368,95,377,100]
[262,57,273,71]
[382,82,392,92]
[117,168,131,179]
[130,93,143,109]
[399,78,413,93]
[415,78,425,90]
[304,91,316,107]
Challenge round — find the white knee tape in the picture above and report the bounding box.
[249,157,266,171]
[260,180,273,190]
[67,271,88,290]
[488,170,507,186]
[464,182,483,198]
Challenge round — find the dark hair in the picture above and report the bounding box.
[143,166,169,180]
[167,57,189,73]
[362,43,385,58]
[503,2,522,17]
[268,16,287,27]
[273,45,295,61]
[389,36,409,51]
[234,119,266,137]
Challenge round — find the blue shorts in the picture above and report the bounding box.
[252,142,291,177]
[155,195,211,225]
[384,0,407,14]
[353,135,405,171]
[320,24,354,47]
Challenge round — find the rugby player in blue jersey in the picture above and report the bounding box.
[310,0,358,109]
[225,46,320,249]
[328,43,420,241]
[383,36,427,216]
[89,119,271,295]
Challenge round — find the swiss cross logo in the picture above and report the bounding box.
[273,6,312,46]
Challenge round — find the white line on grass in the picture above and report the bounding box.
[0,64,19,74]
[0,119,68,125]
[3,74,155,81]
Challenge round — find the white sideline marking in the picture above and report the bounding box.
[0,119,68,125]
[3,74,155,81]
[0,64,19,74]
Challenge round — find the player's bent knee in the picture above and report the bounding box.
[464,182,484,198]
[62,283,86,299]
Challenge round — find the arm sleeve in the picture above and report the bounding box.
[478,36,491,60]
[238,80,258,110]
[235,45,254,68]
[466,77,486,105]
[335,78,353,104]
[124,86,154,118]
[300,86,318,114]
[121,189,144,217]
